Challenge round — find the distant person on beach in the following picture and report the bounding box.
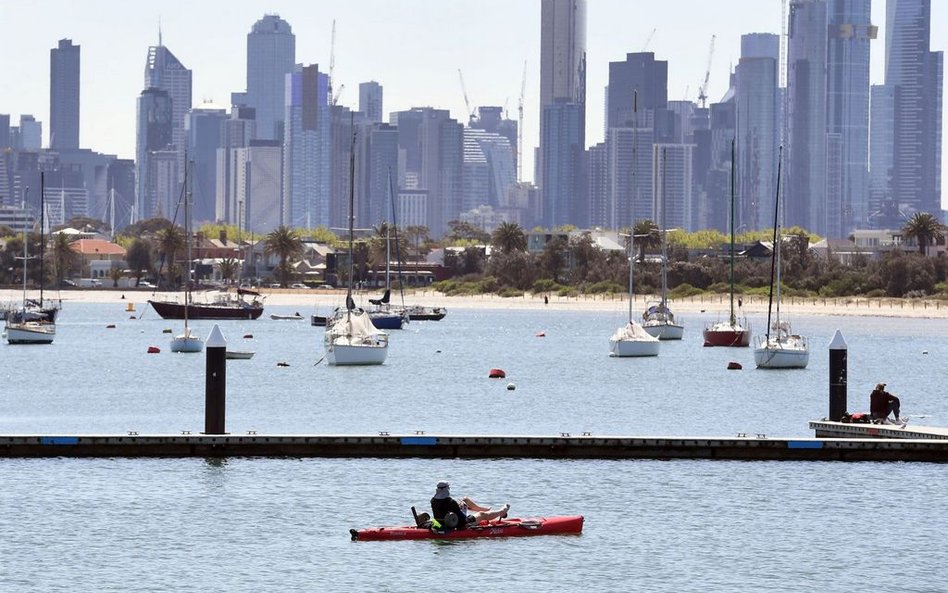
[430,481,509,528]
[870,383,901,424]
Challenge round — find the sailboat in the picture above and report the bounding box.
[642,147,684,340]
[366,224,408,330]
[169,163,204,354]
[4,184,55,344]
[754,146,808,369]
[610,231,660,357]
[703,139,750,347]
[324,130,389,366]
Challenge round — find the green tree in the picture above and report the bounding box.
[446,220,490,244]
[405,225,431,263]
[218,257,240,286]
[633,219,661,263]
[108,263,124,288]
[47,232,81,287]
[568,233,604,285]
[538,236,569,283]
[491,221,528,254]
[155,224,185,288]
[126,238,153,286]
[264,225,304,287]
[903,212,945,255]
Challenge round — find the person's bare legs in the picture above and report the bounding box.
[469,503,510,522]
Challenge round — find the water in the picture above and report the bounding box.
[1,303,947,591]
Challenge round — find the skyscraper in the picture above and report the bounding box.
[247,14,295,142]
[539,0,587,228]
[143,38,192,193]
[283,64,331,228]
[50,39,80,150]
[826,0,874,237]
[359,81,383,124]
[787,0,830,235]
[735,33,779,232]
[885,0,943,219]
[135,88,173,219]
[186,103,228,223]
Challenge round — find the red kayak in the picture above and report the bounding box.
[350,515,583,541]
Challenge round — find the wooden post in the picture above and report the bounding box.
[204,324,227,435]
[829,330,847,421]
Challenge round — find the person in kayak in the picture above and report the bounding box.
[870,383,901,424]
[430,481,510,528]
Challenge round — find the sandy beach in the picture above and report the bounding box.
[3,287,948,319]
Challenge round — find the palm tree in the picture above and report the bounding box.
[491,221,527,254]
[48,232,81,287]
[218,257,240,286]
[155,224,186,287]
[632,219,661,263]
[903,212,945,255]
[264,225,304,287]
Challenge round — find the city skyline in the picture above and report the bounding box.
[2,0,944,206]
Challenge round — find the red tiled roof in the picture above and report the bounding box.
[69,239,127,256]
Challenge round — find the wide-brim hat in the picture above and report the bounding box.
[433,481,451,499]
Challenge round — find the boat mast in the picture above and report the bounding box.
[345,127,357,322]
[20,188,30,313]
[39,173,45,307]
[765,146,783,344]
[660,148,668,309]
[628,90,638,324]
[183,161,191,334]
[728,139,736,326]
[388,169,406,309]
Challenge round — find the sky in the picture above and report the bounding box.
[0,0,945,203]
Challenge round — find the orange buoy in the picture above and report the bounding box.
[147,346,161,354]
[727,361,742,370]
[488,368,506,379]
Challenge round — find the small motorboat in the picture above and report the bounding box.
[270,313,304,321]
[350,514,583,541]
[225,350,255,360]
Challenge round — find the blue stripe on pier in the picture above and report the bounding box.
[400,437,437,446]
[40,437,79,445]
[787,441,823,449]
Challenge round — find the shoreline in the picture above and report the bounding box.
[3,287,948,319]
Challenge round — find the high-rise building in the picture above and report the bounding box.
[540,0,586,229]
[735,33,779,232]
[359,81,383,124]
[144,40,192,184]
[787,0,830,235]
[884,0,943,219]
[50,39,80,150]
[462,128,516,213]
[247,14,295,142]
[606,53,668,129]
[391,107,463,236]
[869,83,895,225]
[283,64,331,228]
[356,121,399,228]
[232,139,283,235]
[653,144,695,232]
[187,103,228,223]
[216,104,257,224]
[586,143,607,228]
[135,88,173,220]
[16,115,42,150]
[827,0,875,237]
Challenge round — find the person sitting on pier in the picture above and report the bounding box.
[430,481,509,529]
[870,383,901,424]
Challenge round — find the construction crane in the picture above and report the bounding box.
[696,34,716,108]
[641,28,657,52]
[516,60,526,183]
[328,20,338,105]
[457,69,476,126]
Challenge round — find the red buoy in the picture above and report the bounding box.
[727,361,742,370]
[488,368,506,379]
[147,346,161,354]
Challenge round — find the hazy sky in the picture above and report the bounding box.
[0,0,945,201]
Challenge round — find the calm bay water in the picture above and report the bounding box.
[1,302,947,591]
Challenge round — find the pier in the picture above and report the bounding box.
[3,432,948,462]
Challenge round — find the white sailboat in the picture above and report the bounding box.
[324,130,388,366]
[754,146,808,369]
[610,232,660,357]
[170,163,203,354]
[4,183,55,345]
[643,147,684,340]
